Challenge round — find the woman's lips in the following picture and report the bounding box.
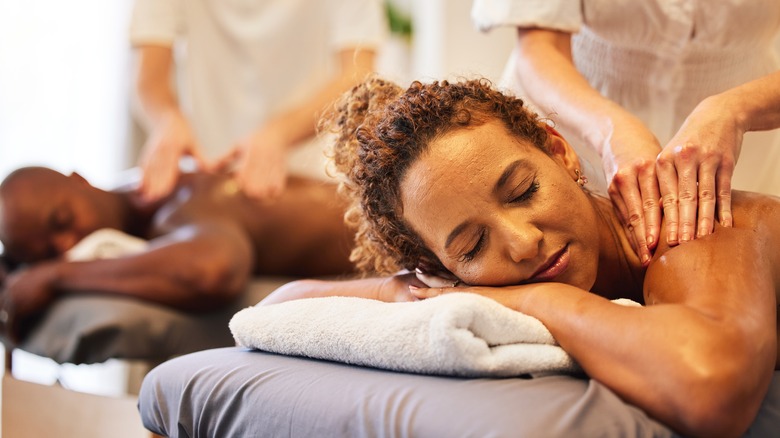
[529,245,569,282]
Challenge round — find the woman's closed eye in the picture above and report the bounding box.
[458,229,486,263]
[508,179,539,204]
[456,179,539,263]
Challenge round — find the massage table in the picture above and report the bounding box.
[137,294,780,437]
[3,276,291,437]
[139,347,780,437]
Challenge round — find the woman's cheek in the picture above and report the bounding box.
[462,261,520,287]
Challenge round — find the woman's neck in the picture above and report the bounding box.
[588,194,646,301]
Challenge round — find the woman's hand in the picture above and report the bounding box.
[409,282,560,313]
[601,117,663,265]
[139,111,207,201]
[656,95,740,242]
[377,271,429,303]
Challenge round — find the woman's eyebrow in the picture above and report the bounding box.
[445,222,470,250]
[494,159,531,193]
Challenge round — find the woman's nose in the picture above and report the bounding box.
[500,220,542,263]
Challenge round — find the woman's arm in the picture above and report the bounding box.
[514,29,662,262]
[414,223,777,437]
[260,271,423,306]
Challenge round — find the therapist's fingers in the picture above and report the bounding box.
[609,169,652,264]
[695,162,717,238]
[608,185,630,231]
[637,162,661,253]
[236,158,287,201]
[715,166,734,228]
[210,147,242,173]
[140,149,180,201]
[188,147,210,172]
[676,164,698,243]
[655,157,680,246]
[608,187,639,254]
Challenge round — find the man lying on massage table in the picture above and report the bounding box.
[0,166,356,343]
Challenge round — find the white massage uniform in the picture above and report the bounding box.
[473,0,780,196]
[130,0,386,180]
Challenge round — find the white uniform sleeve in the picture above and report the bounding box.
[329,0,388,51]
[129,0,183,46]
[471,0,583,33]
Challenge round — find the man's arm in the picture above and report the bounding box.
[4,219,254,318]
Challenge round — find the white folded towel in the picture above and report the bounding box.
[231,293,640,377]
[65,228,147,261]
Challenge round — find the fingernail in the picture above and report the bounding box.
[681,232,690,242]
[408,285,420,291]
[642,253,651,265]
[668,232,678,244]
[647,235,654,245]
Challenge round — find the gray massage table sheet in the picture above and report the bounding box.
[17,277,293,364]
[139,347,780,437]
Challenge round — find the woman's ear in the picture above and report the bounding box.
[544,125,582,178]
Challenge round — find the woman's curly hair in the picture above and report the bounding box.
[321,77,550,275]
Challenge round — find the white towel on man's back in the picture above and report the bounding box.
[231,293,616,377]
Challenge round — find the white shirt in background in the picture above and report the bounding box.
[130,0,387,179]
[473,0,780,196]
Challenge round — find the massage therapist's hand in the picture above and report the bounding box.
[217,124,288,201]
[139,110,208,201]
[602,117,663,265]
[656,95,740,243]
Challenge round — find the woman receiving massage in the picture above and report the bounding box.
[262,77,780,437]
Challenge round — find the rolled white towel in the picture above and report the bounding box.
[65,228,147,262]
[231,293,620,377]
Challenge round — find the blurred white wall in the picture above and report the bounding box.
[378,0,515,85]
[410,0,515,83]
[0,0,134,188]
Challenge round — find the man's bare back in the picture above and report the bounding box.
[150,173,355,276]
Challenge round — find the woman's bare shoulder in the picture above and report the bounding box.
[731,190,780,234]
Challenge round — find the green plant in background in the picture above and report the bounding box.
[385,0,413,41]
